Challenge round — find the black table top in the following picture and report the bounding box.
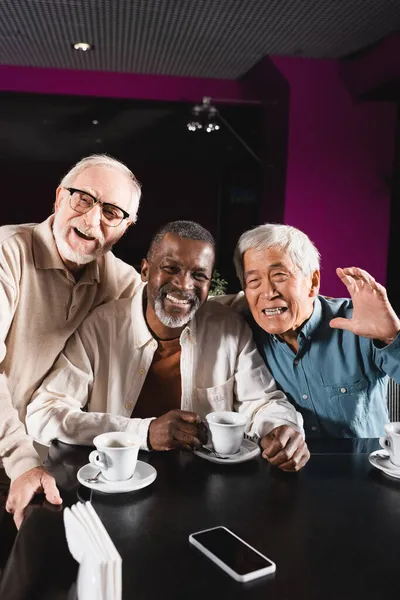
[1,438,400,600]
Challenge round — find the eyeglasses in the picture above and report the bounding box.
[66,187,130,227]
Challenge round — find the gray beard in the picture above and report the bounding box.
[52,213,108,266]
[154,296,200,328]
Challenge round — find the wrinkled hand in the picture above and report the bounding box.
[6,466,62,529]
[149,409,208,451]
[261,425,310,472]
[330,267,400,345]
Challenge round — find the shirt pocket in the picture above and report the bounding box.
[195,376,235,415]
[323,378,369,429]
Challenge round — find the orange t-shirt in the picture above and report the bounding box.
[132,337,182,418]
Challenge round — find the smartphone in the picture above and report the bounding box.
[189,526,276,583]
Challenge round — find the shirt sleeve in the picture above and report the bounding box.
[26,322,152,449]
[0,259,41,481]
[231,317,305,438]
[0,375,42,481]
[372,331,400,383]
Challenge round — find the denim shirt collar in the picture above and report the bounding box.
[299,296,322,339]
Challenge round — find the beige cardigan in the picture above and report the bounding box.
[0,216,141,480]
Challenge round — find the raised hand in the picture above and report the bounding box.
[149,409,207,451]
[260,425,310,472]
[329,267,400,345]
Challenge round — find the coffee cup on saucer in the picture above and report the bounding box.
[89,432,141,481]
[206,411,248,456]
[379,422,400,468]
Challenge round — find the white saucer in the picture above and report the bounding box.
[193,439,260,464]
[369,450,400,480]
[77,460,157,493]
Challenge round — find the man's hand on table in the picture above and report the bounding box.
[149,409,208,451]
[261,425,310,472]
[330,267,400,345]
[6,466,62,529]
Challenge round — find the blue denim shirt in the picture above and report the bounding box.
[250,296,400,438]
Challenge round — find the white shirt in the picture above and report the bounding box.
[27,285,304,449]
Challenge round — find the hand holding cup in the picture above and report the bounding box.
[149,409,208,451]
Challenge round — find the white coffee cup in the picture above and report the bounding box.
[206,411,248,456]
[89,432,141,481]
[379,422,400,467]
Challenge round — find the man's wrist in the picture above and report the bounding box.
[147,424,153,451]
[376,329,400,347]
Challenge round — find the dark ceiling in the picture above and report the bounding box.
[1,0,400,78]
[1,1,399,163]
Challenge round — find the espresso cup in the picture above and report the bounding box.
[206,411,248,456]
[379,422,400,467]
[89,432,141,481]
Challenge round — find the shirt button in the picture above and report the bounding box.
[302,394,308,400]
[125,403,132,410]
[311,426,317,431]
[294,359,299,365]
[340,387,347,394]
[139,368,145,375]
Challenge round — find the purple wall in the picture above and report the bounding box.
[0,65,257,102]
[272,56,396,296]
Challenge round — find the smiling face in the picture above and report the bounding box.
[141,233,215,339]
[243,246,320,345]
[53,165,136,271]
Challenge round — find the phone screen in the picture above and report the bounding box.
[191,527,274,575]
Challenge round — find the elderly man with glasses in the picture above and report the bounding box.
[0,153,142,528]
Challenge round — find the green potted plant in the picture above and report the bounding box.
[209,269,228,296]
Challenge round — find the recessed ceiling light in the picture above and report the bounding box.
[73,42,92,52]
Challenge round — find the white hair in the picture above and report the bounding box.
[60,154,142,217]
[234,223,321,287]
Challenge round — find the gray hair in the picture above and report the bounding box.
[234,223,320,287]
[147,220,215,262]
[60,154,142,216]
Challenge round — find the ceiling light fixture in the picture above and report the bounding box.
[187,97,219,133]
[186,96,260,164]
[73,42,92,52]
